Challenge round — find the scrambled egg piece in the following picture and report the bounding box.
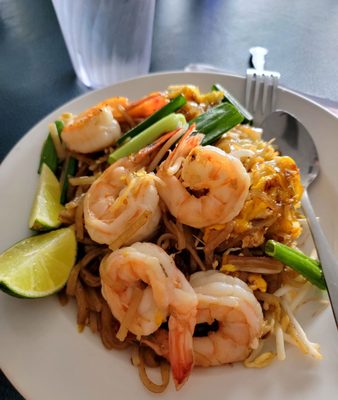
[247,274,267,293]
[212,126,304,248]
[166,85,224,120]
[167,84,224,105]
[220,264,238,273]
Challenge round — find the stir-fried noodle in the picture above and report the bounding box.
[55,85,324,392]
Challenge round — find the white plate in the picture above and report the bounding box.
[1,71,338,400]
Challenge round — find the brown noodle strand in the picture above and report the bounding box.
[100,302,115,350]
[109,210,151,251]
[282,268,305,287]
[69,152,94,165]
[74,185,83,198]
[58,215,74,225]
[66,248,105,296]
[156,233,177,249]
[88,154,109,171]
[137,346,170,394]
[100,302,129,350]
[78,248,108,269]
[189,253,198,274]
[222,255,284,274]
[204,222,234,265]
[141,346,161,368]
[184,230,206,271]
[85,287,103,312]
[77,164,90,179]
[162,213,206,271]
[76,237,98,245]
[265,273,283,293]
[116,286,143,342]
[75,193,84,241]
[80,268,101,287]
[65,193,86,210]
[163,214,186,250]
[89,311,99,334]
[66,263,81,296]
[75,280,89,326]
[69,176,97,186]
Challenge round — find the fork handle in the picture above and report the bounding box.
[302,190,338,327]
[249,47,268,71]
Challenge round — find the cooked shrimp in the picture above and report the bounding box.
[62,103,122,153]
[126,92,168,119]
[84,159,161,249]
[190,270,264,367]
[144,270,263,371]
[156,130,251,228]
[100,242,197,388]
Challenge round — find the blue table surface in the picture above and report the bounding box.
[1,0,338,398]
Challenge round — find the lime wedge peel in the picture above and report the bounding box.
[0,227,77,298]
[29,163,64,231]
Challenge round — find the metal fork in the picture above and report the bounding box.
[245,47,280,115]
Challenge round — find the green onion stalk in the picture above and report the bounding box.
[265,240,326,290]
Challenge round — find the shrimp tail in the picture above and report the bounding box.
[168,313,195,390]
[162,123,203,173]
[133,128,182,167]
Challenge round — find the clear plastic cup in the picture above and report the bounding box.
[51,0,156,88]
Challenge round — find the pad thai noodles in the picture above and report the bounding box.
[38,84,325,392]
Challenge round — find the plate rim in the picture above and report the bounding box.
[1,70,338,400]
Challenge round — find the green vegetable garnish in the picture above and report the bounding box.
[60,157,77,205]
[38,135,58,174]
[212,83,253,124]
[264,240,326,290]
[108,113,186,164]
[191,102,244,146]
[55,120,64,134]
[117,95,186,146]
[38,119,64,173]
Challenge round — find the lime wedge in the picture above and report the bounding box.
[0,227,77,298]
[29,163,63,231]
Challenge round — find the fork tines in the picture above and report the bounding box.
[245,68,280,115]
